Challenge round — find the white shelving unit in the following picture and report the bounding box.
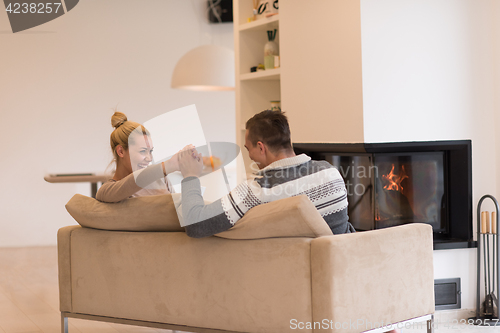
[238,13,279,32]
[234,0,281,177]
[240,68,280,81]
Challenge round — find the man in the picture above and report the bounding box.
[178,110,355,238]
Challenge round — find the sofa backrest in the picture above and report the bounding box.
[66,194,333,238]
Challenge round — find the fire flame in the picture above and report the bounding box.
[382,164,408,194]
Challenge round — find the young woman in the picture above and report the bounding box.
[96,111,192,203]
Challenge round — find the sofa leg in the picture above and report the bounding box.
[61,313,68,333]
[426,315,434,333]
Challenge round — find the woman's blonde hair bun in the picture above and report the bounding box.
[111,111,128,129]
[109,109,148,164]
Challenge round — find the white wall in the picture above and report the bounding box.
[361,0,499,310]
[0,0,235,247]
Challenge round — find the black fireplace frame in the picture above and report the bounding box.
[293,140,474,250]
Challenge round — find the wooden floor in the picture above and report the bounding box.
[0,246,173,333]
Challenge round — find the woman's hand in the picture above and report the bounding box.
[162,145,195,175]
[178,147,203,178]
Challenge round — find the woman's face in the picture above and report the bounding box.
[123,133,154,173]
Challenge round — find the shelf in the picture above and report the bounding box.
[240,68,280,81]
[239,14,279,32]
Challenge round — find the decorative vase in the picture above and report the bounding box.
[264,29,278,70]
[270,100,281,111]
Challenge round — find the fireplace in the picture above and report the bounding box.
[294,140,474,250]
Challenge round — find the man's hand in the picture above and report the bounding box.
[179,147,204,178]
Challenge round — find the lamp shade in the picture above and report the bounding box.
[171,45,235,91]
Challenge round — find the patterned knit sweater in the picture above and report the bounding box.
[181,154,354,238]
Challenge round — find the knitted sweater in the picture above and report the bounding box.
[181,154,354,237]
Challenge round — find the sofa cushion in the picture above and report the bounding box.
[66,194,183,232]
[66,194,333,238]
[215,195,333,239]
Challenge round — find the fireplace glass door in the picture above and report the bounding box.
[374,152,446,231]
[327,152,446,232]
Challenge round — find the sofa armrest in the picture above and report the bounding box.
[310,224,434,333]
[58,225,81,312]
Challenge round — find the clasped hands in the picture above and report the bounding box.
[172,144,203,178]
[158,145,203,178]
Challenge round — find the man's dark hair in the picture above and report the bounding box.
[245,110,292,153]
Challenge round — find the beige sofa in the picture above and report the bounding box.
[58,194,435,333]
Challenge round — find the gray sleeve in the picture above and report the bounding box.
[322,208,355,234]
[181,177,233,238]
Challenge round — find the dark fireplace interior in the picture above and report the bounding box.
[294,140,474,250]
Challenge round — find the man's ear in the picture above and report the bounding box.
[116,145,126,158]
[256,141,266,155]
